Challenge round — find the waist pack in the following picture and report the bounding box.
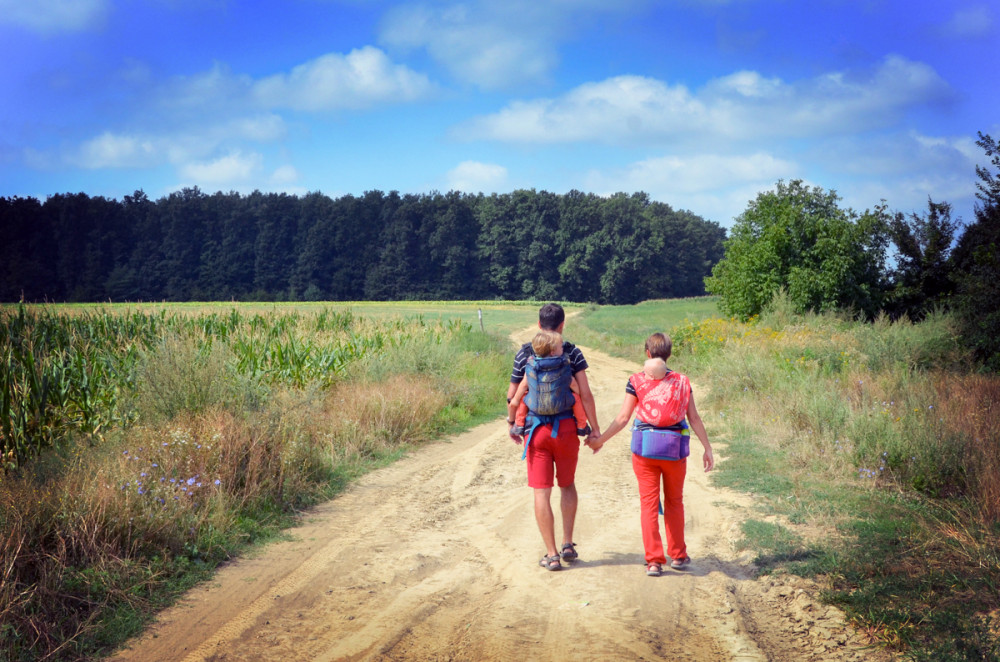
[630,419,690,460]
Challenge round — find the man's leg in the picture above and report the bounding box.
[559,483,578,547]
[533,487,558,557]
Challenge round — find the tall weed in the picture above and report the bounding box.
[133,333,264,423]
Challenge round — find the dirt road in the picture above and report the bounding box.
[112,331,888,662]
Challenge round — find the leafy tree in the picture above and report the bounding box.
[1,186,728,304]
[427,191,483,299]
[0,196,51,301]
[705,180,888,319]
[290,192,339,300]
[159,187,208,300]
[885,199,958,320]
[555,190,604,301]
[252,193,300,299]
[952,132,1000,370]
[645,203,726,299]
[364,192,421,299]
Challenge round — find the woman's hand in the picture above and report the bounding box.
[703,447,714,472]
[585,435,604,454]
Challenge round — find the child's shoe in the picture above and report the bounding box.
[577,424,592,437]
[510,424,525,436]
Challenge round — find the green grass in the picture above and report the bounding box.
[9,300,560,340]
[570,296,721,359]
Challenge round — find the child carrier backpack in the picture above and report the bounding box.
[630,371,691,428]
[523,354,576,416]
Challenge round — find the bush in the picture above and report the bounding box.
[133,333,264,423]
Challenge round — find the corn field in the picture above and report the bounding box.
[1,305,468,471]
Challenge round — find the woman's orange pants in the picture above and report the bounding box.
[631,453,687,564]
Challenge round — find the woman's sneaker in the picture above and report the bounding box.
[670,556,691,570]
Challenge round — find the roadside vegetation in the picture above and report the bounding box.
[3,294,998,661]
[581,296,998,661]
[0,303,517,661]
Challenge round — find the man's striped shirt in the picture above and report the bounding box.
[510,341,589,384]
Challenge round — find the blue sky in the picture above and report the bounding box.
[1,0,996,228]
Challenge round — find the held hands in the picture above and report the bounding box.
[508,424,523,445]
[584,431,604,454]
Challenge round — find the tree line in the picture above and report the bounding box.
[706,132,1000,370]
[0,188,726,305]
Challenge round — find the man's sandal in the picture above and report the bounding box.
[646,562,662,577]
[560,542,578,562]
[539,554,562,571]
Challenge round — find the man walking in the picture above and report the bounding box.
[507,303,600,570]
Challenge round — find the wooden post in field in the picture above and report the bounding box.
[478,309,484,333]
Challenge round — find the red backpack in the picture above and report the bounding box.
[629,370,690,428]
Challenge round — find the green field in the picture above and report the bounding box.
[2,297,998,661]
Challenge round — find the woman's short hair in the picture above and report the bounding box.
[645,332,672,361]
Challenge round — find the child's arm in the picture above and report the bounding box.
[508,379,529,423]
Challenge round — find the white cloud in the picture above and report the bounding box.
[74,132,157,169]
[599,152,796,194]
[252,46,435,111]
[584,152,797,223]
[0,0,107,33]
[804,131,982,218]
[818,131,979,178]
[941,5,993,39]
[69,114,286,170]
[178,151,264,187]
[270,164,300,186]
[446,161,509,193]
[456,55,951,145]
[161,62,252,112]
[380,3,556,89]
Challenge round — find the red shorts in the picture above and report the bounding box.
[525,421,580,489]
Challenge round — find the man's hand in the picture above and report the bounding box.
[585,432,603,454]
[508,426,524,445]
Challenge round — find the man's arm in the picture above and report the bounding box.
[507,343,529,402]
[573,369,600,437]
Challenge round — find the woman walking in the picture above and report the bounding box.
[588,333,714,576]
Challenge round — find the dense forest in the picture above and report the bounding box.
[0,188,725,304]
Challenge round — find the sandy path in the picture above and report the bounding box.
[111,330,888,662]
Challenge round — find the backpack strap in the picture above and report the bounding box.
[521,411,575,459]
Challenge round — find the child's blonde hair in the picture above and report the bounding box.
[531,330,562,357]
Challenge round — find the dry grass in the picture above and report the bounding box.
[0,372,453,659]
[932,373,1000,522]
